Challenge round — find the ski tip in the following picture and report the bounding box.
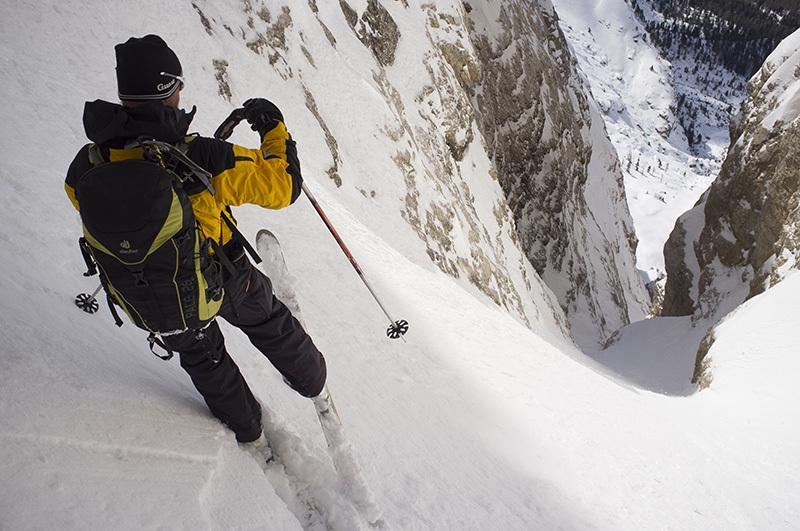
[256,228,278,241]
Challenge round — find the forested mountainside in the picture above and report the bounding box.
[629,0,800,154]
[638,0,800,77]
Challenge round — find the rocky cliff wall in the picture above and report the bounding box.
[464,0,649,348]
[663,28,800,320]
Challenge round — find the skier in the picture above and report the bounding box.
[64,35,327,446]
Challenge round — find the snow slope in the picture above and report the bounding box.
[1,1,799,530]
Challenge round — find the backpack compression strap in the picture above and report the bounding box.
[147,329,220,363]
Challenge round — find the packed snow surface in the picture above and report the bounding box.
[1,1,798,530]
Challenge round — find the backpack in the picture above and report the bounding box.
[76,137,229,359]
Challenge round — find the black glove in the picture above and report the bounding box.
[242,98,285,138]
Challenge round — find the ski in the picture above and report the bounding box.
[312,387,385,527]
[255,229,385,528]
[243,402,367,530]
[256,229,304,324]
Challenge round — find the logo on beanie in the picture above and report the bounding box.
[157,79,177,92]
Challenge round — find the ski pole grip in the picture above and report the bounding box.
[214,108,246,141]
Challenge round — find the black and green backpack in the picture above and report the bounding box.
[76,137,228,358]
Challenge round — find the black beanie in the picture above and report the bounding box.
[115,35,183,101]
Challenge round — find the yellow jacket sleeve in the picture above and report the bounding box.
[189,121,302,242]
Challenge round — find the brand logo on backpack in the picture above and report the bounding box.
[118,239,139,255]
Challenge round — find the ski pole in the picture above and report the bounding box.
[301,183,408,340]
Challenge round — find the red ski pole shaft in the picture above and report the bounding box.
[301,183,407,339]
[303,184,362,274]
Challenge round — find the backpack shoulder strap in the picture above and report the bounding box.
[174,136,193,156]
[179,133,199,150]
[87,143,106,166]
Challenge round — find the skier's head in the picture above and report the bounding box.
[115,35,183,106]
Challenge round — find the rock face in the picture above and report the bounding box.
[464,0,649,348]
[339,0,400,66]
[663,28,800,319]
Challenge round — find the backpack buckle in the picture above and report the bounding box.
[148,333,174,361]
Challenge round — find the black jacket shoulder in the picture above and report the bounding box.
[65,144,93,192]
[184,136,236,177]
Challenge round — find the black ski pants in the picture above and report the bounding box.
[163,256,327,443]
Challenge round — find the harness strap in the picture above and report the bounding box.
[220,210,262,264]
[195,329,221,363]
[147,329,220,363]
[106,294,124,327]
[207,238,240,319]
[87,143,106,166]
[78,237,98,277]
[209,238,237,276]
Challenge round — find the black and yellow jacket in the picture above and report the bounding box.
[65,99,301,247]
